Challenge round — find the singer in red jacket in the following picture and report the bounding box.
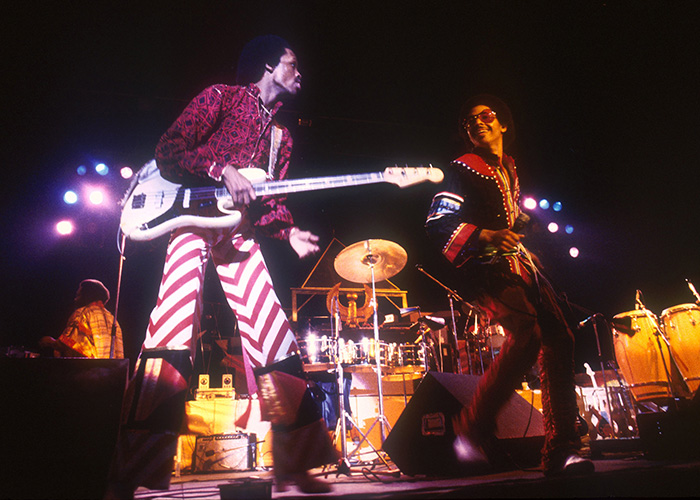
[425,95,593,476]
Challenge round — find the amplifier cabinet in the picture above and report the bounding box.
[192,433,257,472]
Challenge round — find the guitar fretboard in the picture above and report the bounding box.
[214,172,386,198]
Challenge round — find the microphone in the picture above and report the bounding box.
[511,212,530,234]
[578,313,601,329]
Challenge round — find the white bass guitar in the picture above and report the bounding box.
[120,160,443,241]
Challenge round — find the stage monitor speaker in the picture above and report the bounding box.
[637,404,700,460]
[0,358,129,499]
[382,372,544,476]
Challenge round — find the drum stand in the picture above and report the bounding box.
[329,299,391,475]
[359,248,393,452]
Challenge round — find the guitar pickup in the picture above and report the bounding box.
[131,193,146,209]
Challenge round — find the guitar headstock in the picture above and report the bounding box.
[382,165,444,187]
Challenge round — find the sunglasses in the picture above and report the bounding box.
[463,109,497,129]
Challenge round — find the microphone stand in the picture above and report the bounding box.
[110,231,127,359]
[590,315,616,438]
[416,265,478,375]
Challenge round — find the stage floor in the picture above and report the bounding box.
[135,451,700,499]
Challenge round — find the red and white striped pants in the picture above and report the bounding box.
[143,226,298,394]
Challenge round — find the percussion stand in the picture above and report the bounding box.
[328,298,381,474]
[360,245,393,450]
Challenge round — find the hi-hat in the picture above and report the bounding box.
[334,239,407,284]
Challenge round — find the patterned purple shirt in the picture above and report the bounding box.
[155,83,295,239]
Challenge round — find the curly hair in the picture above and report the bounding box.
[235,35,292,85]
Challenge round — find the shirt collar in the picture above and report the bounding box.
[245,83,284,117]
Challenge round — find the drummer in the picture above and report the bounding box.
[425,94,593,476]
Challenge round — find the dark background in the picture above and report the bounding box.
[2,1,699,372]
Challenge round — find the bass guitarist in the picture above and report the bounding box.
[108,35,336,498]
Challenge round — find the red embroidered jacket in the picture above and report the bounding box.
[155,83,295,239]
[425,148,531,278]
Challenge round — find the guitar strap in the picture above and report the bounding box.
[268,124,283,179]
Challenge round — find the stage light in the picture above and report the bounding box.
[88,189,105,205]
[56,220,74,236]
[569,247,580,258]
[120,166,134,179]
[523,197,537,210]
[539,199,550,210]
[95,163,109,176]
[547,222,559,233]
[565,225,574,234]
[63,190,78,204]
[553,201,562,212]
[76,165,87,176]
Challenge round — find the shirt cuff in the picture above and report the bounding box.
[443,223,478,265]
[208,162,225,182]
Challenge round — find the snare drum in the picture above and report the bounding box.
[612,310,673,402]
[662,304,700,393]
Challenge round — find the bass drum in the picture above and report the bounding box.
[612,310,673,402]
[661,304,700,393]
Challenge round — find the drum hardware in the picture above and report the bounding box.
[686,278,700,303]
[327,297,389,475]
[334,239,407,449]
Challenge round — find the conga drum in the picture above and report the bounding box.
[661,304,700,393]
[612,310,673,402]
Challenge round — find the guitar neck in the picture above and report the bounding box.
[254,172,386,196]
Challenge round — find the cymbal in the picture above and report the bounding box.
[334,239,407,284]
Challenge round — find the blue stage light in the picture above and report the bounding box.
[539,199,550,210]
[565,225,574,234]
[553,201,562,212]
[76,165,87,176]
[95,163,109,176]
